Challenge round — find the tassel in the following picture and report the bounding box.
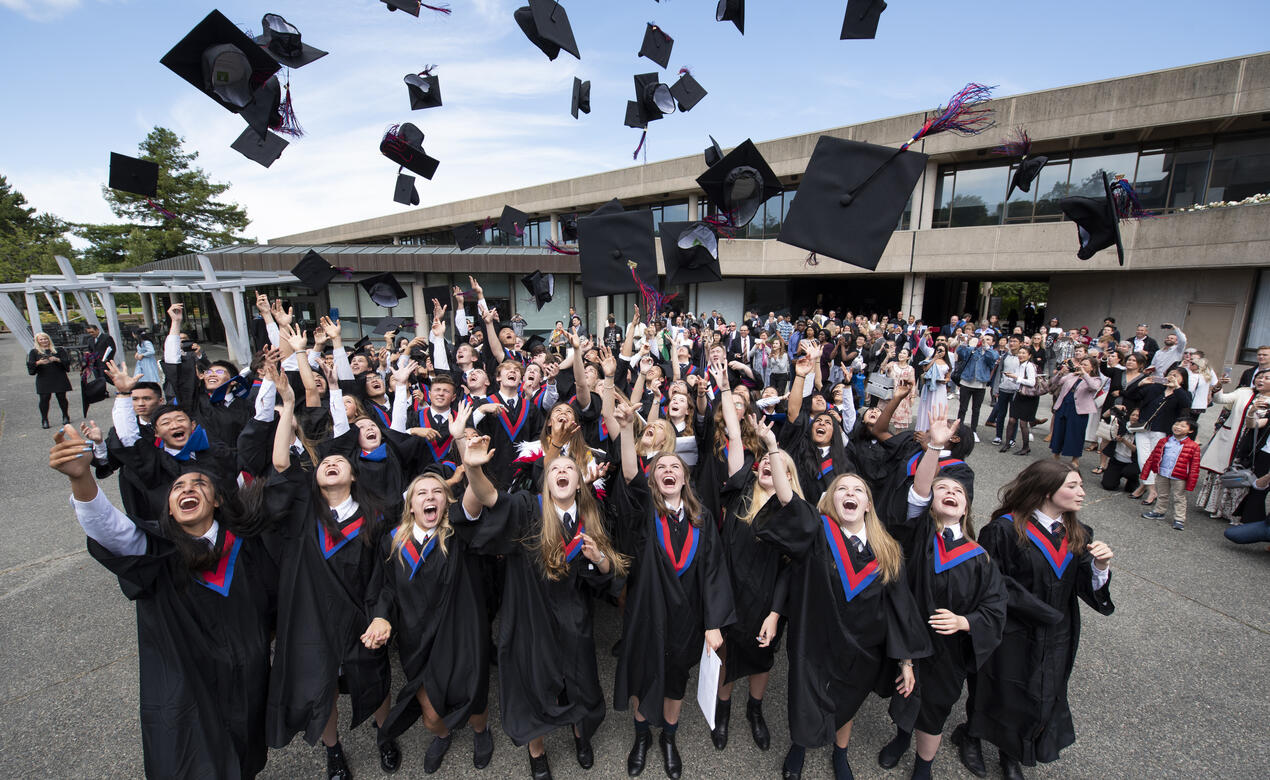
[803,252,820,267]
[145,199,177,221]
[901,82,996,150]
[632,130,647,160]
[274,75,304,138]
[993,126,1031,157]
[628,260,677,317]
[336,267,355,280]
[546,239,579,255]
[481,216,496,232]
[703,212,738,239]
[422,3,451,14]
[513,222,524,237]
[677,66,691,77]
[419,64,436,76]
[1111,177,1155,220]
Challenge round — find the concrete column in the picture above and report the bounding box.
[140,293,154,329]
[54,255,101,328]
[916,160,938,230]
[411,275,427,333]
[25,291,41,335]
[549,213,559,242]
[688,194,699,221]
[595,295,610,330]
[902,273,926,321]
[99,290,124,362]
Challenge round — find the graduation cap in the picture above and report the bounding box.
[696,138,782,228]
[561,213,579,241]
[1009,155,1048,199]
[716,0,744,34]
[238,75,281,139]
[624,101,649,130]
[231,126,289,168]
[394,173,420,206]
[160,10,281,114]
[638,23,674,69]
[577,209,657,297]
[841,0,887,39]
[361,273,408,308]
[520,271,555,310]
[108,153,158,198]
[352,335,372,353]
[372,316,405,336]
[254,13,327,69]
[571,77,591,119]
[381,123,439,179]
[1059,172,1125,266]
[381,0,419,15]
[627,73,676,128]
[515,0,581,61]
[659,221,722,285]
[404,70,442,110]
[589,198,625,217]
[523,334,547,352]
[669,70,707,112]
[499,205,529,238]
[704,135,725,167]
[290,250,339,292]
[453,222,482,250]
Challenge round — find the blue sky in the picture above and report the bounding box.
[2,0,1268,243]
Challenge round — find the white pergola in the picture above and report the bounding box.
[0,255,297,365]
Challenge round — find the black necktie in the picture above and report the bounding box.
[1053,523,1066,539]
[850,536,865,555]
[563,512,574,535]
[330,509,340,525]
[942,527,955,545]
[433,414,446,430]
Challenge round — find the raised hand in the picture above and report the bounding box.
[391,359,419,389]
[318,315,341,342]
[467,275,483,298]
[755,416,778,450]
[254,292,271,316]
[104,360,137,393]
[927,416,955,449]
[80,420,103,445]
[449,399,473,440]
[600,347,617,377]
[281,323,307,353]
[49,425,92,479]
[167,302,183,325]
[462,434,496,467]
[270,299,293,327]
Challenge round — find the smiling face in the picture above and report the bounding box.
[430,381,455,409]
[354,418,382,450]
[811,412,835,446]
[546,457,580,503]
[316,454,353,489]
[522,363,542,386]
[167,471,219,531]
[756,452,776,490]
[830,475,870,525]
[349,355,370,374]
[202,364,231,390]
[549,404,577,434]
[409,475,449,530]
[34,333,52,350]
[364,374,386,397]
[651,455,687,500]
[465,368,489,394]
[931,477,967,521]
[667,392,689,418]
[154,409,193,449]
[1048,471,1085,515]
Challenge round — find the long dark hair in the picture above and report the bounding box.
[803,411,852,479]
[159,468,268,576]
[308,455,387,546]
[991,460,1089,554]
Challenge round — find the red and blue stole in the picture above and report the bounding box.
[530,385,549,408]
[419,407,453,462]
[821,515,879,602]
[360,444,388,461]
[932,531,985,573]
[538,496,587,563]
[320,513,365,560]
[905,452,967,477]
[196,529,242,597]
[392,526,437,580]
[820,454,835,478]
[1006,513,1073,578]
[487,393,530,440]
[368,401,391,429]
[655,510,699,577]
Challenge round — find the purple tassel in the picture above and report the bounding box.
[145,199,176,221]
[629,261,677,316]
[274,76,304,138]
[1111,177,1156,220]
[422,3,451,14]
[546,239,579,255]
[632,130,647,160]
[337,267,355,280]
[993,126,1031,157]
[678,66,691,76]
[902,82,996,150]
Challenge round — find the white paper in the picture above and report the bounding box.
[696,639,723,730]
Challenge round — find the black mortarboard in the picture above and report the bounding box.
[290,250,338,292]
[1008,155,1049,199]
[1059,172,1124,266]
[254,13,327,69]
[352,335,372,352]
[230,126,289,168]
[577,209,657,297]
[571,77,590,119]
[777,135,926,270]
[381,123,439,179]
[108,153,158,198]
[372,317,405,336]
[160,10,280,114]
[624,101,648,130]
[841,0,887,39]
[381,0,420,15]
[520,270,555,310]
[453,222,482,250]
[716,0,744,34]
[704,135,724,167]
[523,334,546,352]
[515,0,581,61]
[638,23,674,69]
[589,198,624,217]
[499,205,529,238]
[669,71,707,112]
[238,75,281,139]
[561,214,579,241]
[404,72,442,110]
[394,173,420,205]
[630,73,675,127]
[696,138,782,228]
[361,273,408,308]
[659,221,722,285]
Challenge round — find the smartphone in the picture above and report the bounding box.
[329,307,340,321]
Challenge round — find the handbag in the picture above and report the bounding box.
[1219,466,1257,490]
[1018,368,1049,397]
[866,372,894,400]
[1095,420,1114,441]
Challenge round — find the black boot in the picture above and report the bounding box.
[473,727,494,769]
[710,698,730,750]
[574,733,594,769]
[782,745,806,780]
[62,414,71,426]
[832,745,853,780]
[1000,754,1025,780]
[951,724,987,778]
[41,419,50,429]
[377,727,401,773]
[529,750,553,780]
[627,727,652,777]
[745,697,770,751]
[423,734,451,775]
[877,728,911,769]
[326,742,352,780]
[659,730,682,780]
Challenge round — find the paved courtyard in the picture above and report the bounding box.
[0,332,1266,779]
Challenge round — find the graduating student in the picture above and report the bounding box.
[694,361,761,526]
[50,424,278,779]
[473,318,549,487]
[364,405,500,774]
[163,303,253,449]
[961,461,1115,780]
[752,471,930,780]
[783,352,853,504]
[614,397,736,780]
[875,418,1007,779]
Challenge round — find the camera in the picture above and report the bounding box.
[182,342,196,352]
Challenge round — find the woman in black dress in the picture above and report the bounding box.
[963,460,1115,780]
[28,332,72,428]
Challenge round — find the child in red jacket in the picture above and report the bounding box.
[1140,417,1201,530]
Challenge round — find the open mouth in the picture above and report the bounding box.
[941,496,960,507]
[842,497,859,512]
[661,475,677,488]
[324,465,341,477]
[421,505,439,522]
[178,495,200,512]
[170,430,188,443]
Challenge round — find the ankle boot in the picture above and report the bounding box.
[529,750,553,780]
[1000,753,1025,780]
[325,742,351,780]
[659,730,682,779]
[951,724,987,778]
[782,744,806,780]
[877,728,911,769]
[745,698,770,750]
[710,698,730,750]
[627,728,652,777]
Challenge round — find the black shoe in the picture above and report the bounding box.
[529,750,553,780]
[659,731,682,780]
[423,734,451,775]
[627,730,652,776]
[1014,447,1031,456]
[877,730,911,769]
[473,728,494,769]
[379,736,401,773]
[710,698,730,750]
[782,745,806,780]
[574,734,594,769]
[326,743,352,780]
[1000,754,1025,780]
[41,419,50,429]
[62,415,71,426]
[745,700,770,751]
[997,442,1010,452]
[951,724,987,778]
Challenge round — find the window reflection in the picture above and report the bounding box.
[1032,158,1070,221]
[948,166,1007,227]
[1207,135,1270,202]
[1066,151,1137,198]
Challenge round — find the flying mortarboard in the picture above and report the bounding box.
[624,101,649,130]
[561,213,580,241]
[352,335,372,352]
[638,23,674,69]
[404,69,442,110]
[289,250,339,292]
[1059,172,1125,266]
[238,75,281,139]
[394,173,420,205]
[231,126,289,168]
[160,10,281,114]
[571,77,591,119]
[716,0,744,34]
[696,138,782,228]
[520,270,555,310]
[515,0,581,61]
[361,273,409,308]
[254,14,327,69]
[840,0,887,39]
[627,73,675,128]
[499,205,529,238]
[668,70,707,112]
[589,198,625,218]
[523,334,547,352]
[381,0,420,15]
[453,222,482,250]
[659,221,722,285]
[577,209,657,298]
[995,128,1047,198]
[372,317,406,336]
[381,123,439,179]
[704,135,725,167]
[108,153,158,198]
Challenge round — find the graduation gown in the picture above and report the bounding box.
[876,433,975,550]
[265,467,392,748]
[370,506,501,741]
[613,473,736,721]
[477,392,544,489]
[107,428,240,528]
[479,492,623,744]
[780,411,854,505]
[968,515,1114,766]
[89,524,278,779]
[753,496,931,748]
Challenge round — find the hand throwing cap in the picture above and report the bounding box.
[638,23,674,69]
[381,123,439,179]
[1059,172,1124,266]
[659,222,722,285]
[361,273,409,308]
[695,138,782,228]
[254,13,327,69]
[515,0,581,61]
[841,0,887,39]
[290,250,338,292]
[577,209,657,297]
[161,10,280,113]
[108,153,158,198]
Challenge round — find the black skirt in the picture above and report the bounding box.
[1010,392,1039,419]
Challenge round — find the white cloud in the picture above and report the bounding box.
[0,0,81,22]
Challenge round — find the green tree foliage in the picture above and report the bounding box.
[0,175,78,283]
[76,127,251,270]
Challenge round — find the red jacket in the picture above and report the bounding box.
[1140,436,1202,491]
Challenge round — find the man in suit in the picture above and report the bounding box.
[1239,345,1270,387]
[730,323,754,363]
[1131,323,1160,361]
[84,324,115,366]
[940,314,961,338]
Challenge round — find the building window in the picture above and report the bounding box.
[1244,269,1270,363]
[1207,133,1270,203]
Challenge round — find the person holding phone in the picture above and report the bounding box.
[28,332,73,428]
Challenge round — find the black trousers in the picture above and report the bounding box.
[957,386,987,429]
[38,392,69,422]
[1100,458,1140,492]
[988,391,1015,438]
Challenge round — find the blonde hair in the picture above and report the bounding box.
[389,474,456,566]
[637,419,677,458]
[532,457,629,580]
[736,449,804,524]
[816,474,902,584]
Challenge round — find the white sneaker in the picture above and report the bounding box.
[973,432,980,443]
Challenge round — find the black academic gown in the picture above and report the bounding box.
[370,506,500,741]
[613,473,736,721]
[107,428,240,529]
[89,523,278,779]
[265,467,392,748]
[753,495,931,748]
[479,491,623,744]
[477,392,544,489]
[876,432,976,550]
[780,411,854,506]
[968,515,1114,766]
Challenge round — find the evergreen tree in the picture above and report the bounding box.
[0,175,77,283]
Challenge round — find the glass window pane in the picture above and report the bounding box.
[661,201,688,223]
[1003,161,1037,223]
[746,196,767,238]
[1167,148,1211,209]
[1067,151,1137,197]
[948,166,1007,227]
[327,283,359,339]
[1243,271,1270,362]
[1132,149,1170,211]
[1207,134,1270,202]
[932,170,955,227]
[897,192,913,230]
[1033,158,1071,220]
